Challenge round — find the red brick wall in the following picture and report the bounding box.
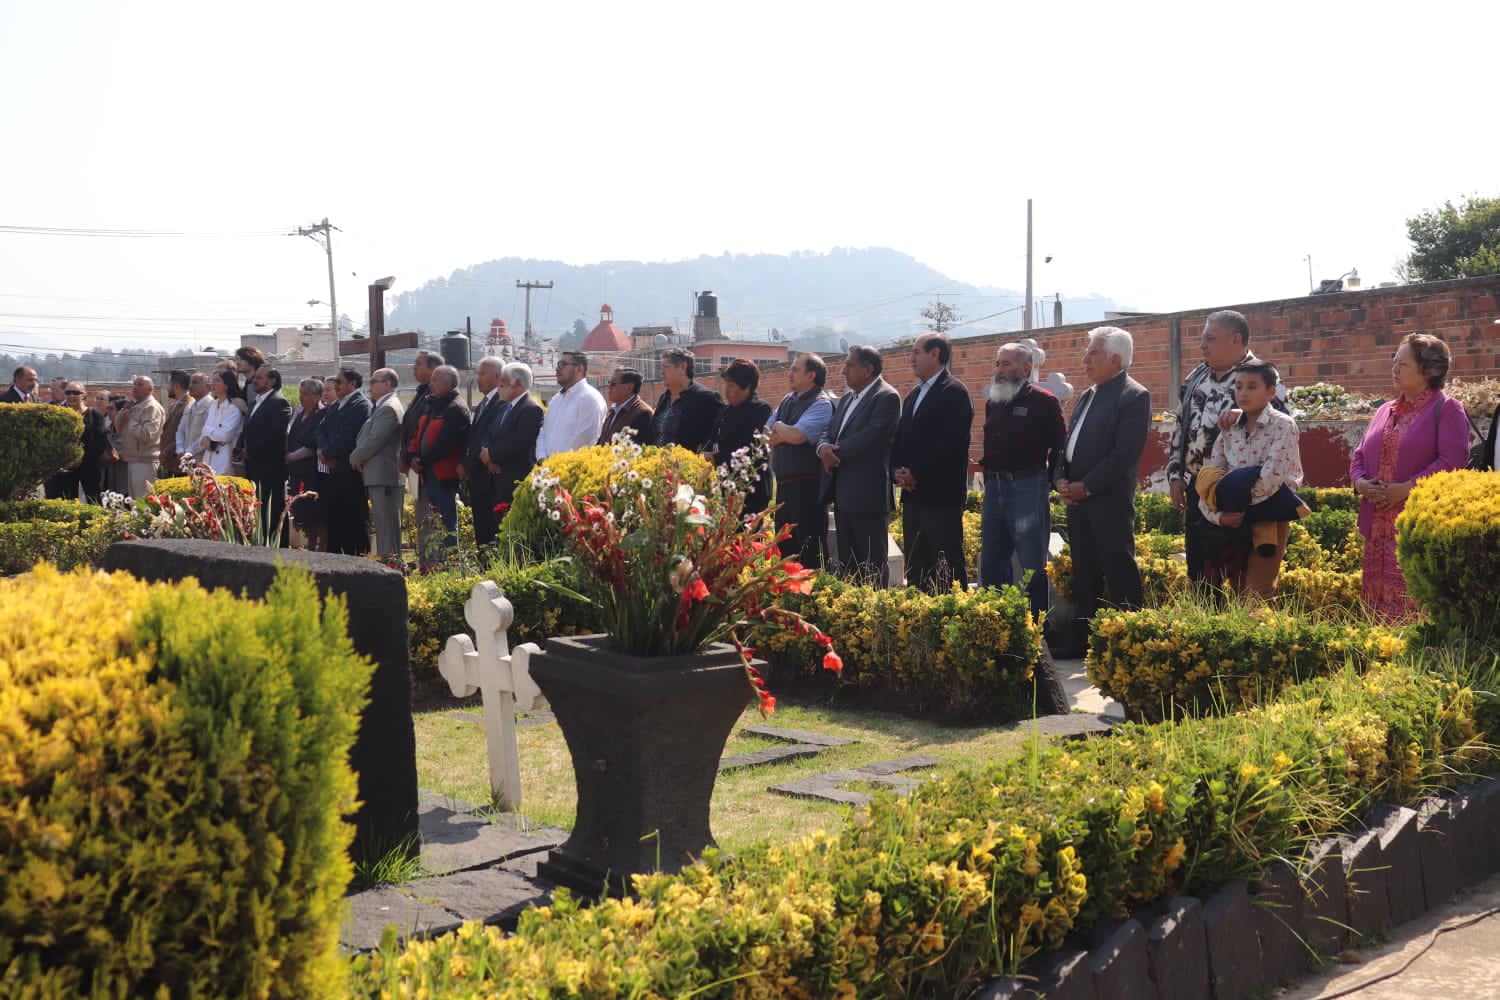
[645,274,1500,486]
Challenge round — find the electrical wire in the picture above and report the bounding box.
[0,224,293,238]
[1314,905,1500,998]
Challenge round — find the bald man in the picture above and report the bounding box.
[116,376,166,497]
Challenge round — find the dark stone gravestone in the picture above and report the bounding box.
[1417,798,1458,911]
[1340,827,1391,943]
[102,539,418,863]
[1015,943,1098,1000]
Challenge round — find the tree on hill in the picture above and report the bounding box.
[921,298,960,333]
[1399,196,1500,282]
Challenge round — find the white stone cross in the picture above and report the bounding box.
[438,580,544,811]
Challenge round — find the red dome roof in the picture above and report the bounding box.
[581,304,630,353]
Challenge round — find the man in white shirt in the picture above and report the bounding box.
[536,351,606,460]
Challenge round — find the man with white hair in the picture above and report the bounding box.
[978,342,1067,615]
[407,364,471,561]
[1050,327,1151,658]
[350,367,406,563]
[115,375,166,498]
[461,356,510,549]
[479,362,544,524]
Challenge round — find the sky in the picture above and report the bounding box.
[2,0,1497,356]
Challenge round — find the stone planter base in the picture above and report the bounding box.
[529,635,754,897]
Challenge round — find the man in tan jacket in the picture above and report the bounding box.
[116,375,166,498]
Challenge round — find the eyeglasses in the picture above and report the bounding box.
[65,389,84,396]
[556,361,577,369]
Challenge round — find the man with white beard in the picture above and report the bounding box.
[978,342,1067,615]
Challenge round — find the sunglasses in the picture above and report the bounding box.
[65,389,84,396]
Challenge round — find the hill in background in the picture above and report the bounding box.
[387,247,1121,350]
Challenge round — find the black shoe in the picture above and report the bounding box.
[1048,643,1087,660]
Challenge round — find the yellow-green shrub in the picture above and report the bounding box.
[1275,567,1362,611]
[1398,469,1500,640]
[149,473,256,498]
[0,565,371,996]
[0,404,82,500]
[500,445,712,555]
[1303,487,1358,513]
[0,499,116,574]
[1046,534,1187,607]
[351,659,1491,998]
[765,573,1042,721]
[1086,598,1405,722]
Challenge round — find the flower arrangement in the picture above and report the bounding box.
[530,436,840,713]
[104,460,266,544]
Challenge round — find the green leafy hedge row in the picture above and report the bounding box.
[0,404,82,500]
[350,656,1492,998]
[0,499,118,575]
[764,573,1044,721]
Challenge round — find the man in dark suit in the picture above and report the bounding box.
[1052,327,1152,657]
[651,347,724,453]
[1,366,37,404]
[818,345,901,585]
[316,367,374,556]
[462,357,509,549]
[479,362,544,516]
[242,367,292,544]
[597,368,655,445]
[890,333,974,592]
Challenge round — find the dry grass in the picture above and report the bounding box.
[414,698,1042,855]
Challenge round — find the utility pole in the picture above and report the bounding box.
[1024,198,1034,333]
[516,279,554,353]
[293,218,339,342]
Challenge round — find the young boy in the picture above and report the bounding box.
[1194,361,1307,597]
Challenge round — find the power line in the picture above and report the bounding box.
[0,224,292,238]
[0,310,292,323]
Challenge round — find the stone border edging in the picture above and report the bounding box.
[973,775,1500,1000]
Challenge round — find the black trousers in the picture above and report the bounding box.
[775,476,827,569]
[253,474,287,547]
[467,476,501,550]
[902,499,967,593]
[835,510,889,587]
[1069,493,1143,636]
[326,468,370,556]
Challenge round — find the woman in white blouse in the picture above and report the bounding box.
[197,370,245,475]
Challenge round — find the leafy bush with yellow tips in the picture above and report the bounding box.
[1398,469,1500,641]
[0,565,371,996]
[0,403,82,500]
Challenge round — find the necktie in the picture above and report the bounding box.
[494,401,511,427]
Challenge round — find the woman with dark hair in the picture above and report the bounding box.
[1350,332,1469,621]
[197,370,246,476]
[708,358,773,515]
[286,377,329,550]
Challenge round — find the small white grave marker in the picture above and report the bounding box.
[438,581,544,811]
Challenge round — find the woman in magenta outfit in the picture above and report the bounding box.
[1350,333,1470,622]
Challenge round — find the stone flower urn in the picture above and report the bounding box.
[530,634,753,897]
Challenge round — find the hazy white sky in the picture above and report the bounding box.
[2,0,1496,354]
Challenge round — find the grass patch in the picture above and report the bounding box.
[348,836,426,893]
[413,697,1043,854]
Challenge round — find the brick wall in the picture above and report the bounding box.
[643,274,1500,484]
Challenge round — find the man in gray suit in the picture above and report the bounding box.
[817,345,902,585]
[350,367,407,565]
[1051,327,1151,657]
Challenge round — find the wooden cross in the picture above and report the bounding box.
[437,581,544,810]
[339,278,419,371]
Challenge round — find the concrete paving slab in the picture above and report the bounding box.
[742,724,857,747]
[417,790,566,875]
[1280,870,1500,999]
[1051,657,1126,720]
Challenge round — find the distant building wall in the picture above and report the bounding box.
[643,275,1500,488]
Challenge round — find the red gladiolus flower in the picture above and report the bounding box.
[822,651,843,674]
[758,691,777,714]
[493,502,510,514]
[814,633,833,648]
[685,578,709,603]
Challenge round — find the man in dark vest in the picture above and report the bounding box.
[767,353,835,567]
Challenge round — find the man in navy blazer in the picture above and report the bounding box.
[1052,326,1152,657]
[242,367,292,545]
[890,333,974,592]
[817,345,901,585]
[480,362,544,514]
[316,367,374,556]
[462,357,510,549]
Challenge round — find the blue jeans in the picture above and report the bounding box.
[979,471,1051,615]
[424,471,459,558]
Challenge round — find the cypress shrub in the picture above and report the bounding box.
[0,565,371,996]
[0,404,82,500]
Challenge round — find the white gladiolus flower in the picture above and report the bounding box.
[673,482,696,513]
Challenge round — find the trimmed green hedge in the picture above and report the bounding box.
[0,403,82,500]
[1,566,371,996]
[0,499,117,574]
[350,656,1492,997]
[764,573,1043,721]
